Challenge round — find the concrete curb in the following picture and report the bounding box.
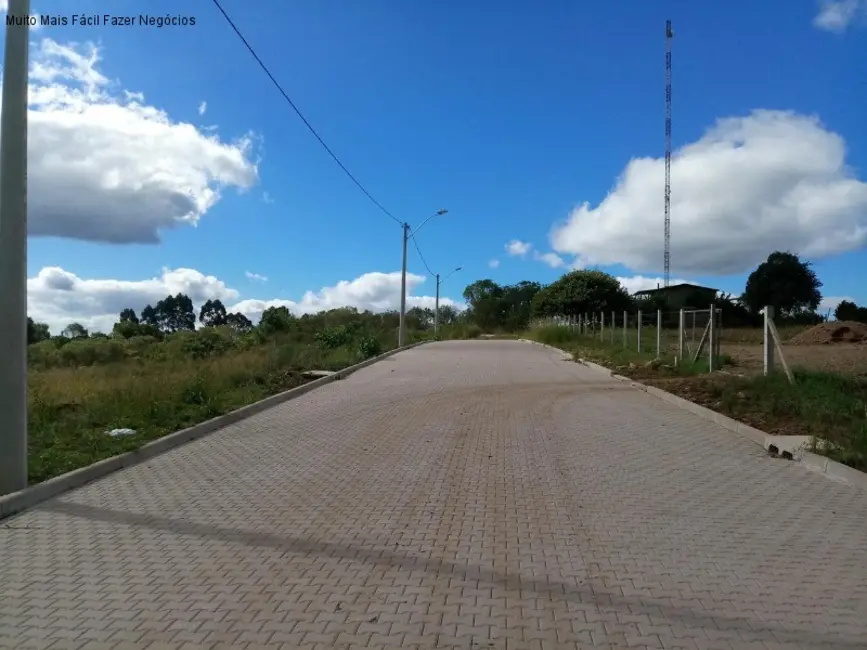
[576,358,867,491]
[516,338,575,361]
[0,341,429,521]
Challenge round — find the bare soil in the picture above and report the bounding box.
[788,320,867,345]
[721,342,867,377]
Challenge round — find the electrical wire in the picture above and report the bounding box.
[210,0,403,226]
[411,234,435,277]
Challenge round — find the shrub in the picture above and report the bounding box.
[359,335,382,359]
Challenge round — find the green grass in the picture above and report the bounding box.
[27,341,378,484]
[25,321,485,485]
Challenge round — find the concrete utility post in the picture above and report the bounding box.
[434,266,461,334]
[398,223,409,346]
[399,209,448,346]
[0,0,30,497]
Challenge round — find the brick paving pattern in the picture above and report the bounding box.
[1,340,866,649]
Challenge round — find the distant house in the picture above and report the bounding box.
[633,283,719,310]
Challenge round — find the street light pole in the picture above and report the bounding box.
[434,273,440,334]
[0,0,31,497]
[398,222,409,346]
[399,209,448,347]
[434,266,461,335]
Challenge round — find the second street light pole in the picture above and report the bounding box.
[434,266,461,335]
[434,273,440,334]
[399,209,447,347]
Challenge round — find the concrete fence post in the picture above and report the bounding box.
[611,311,615,344]
[637,309,643,353]
[678,308,685,366]
[600,311,605,341]
[622,310,627,348]
[763,305,774,375]
[708,303,716,372]
[656,309,662,359]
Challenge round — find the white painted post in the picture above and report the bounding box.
[763,306,774,375]
[678,308,685,366]
[656,309,662,359]
[622,310,627,347]
[708,304,715,372]
[637,310,643,353]
[600,311,605,341]
[611,311,615,344]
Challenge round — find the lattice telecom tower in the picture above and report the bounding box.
[663,20,673,287]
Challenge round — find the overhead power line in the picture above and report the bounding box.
[210,0,403,226]
[411,234,434,276]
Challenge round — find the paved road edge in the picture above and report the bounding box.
[516,338,867,490]
[0,341,429,520]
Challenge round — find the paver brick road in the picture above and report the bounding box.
[1,340,866,650]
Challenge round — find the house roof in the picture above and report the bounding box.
[633,282,719,296]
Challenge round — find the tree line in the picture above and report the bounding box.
[26,249,853,346]
[459,250,834,332]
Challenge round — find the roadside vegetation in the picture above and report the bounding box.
[26,300,477,484]
[27,248,867,484]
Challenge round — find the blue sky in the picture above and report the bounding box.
[6,0,867,331]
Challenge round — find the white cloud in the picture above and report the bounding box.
[28,267,462,334]
[814,0,866,32]
[488,259,500,269]
[262,191,274,204]
[18,38,259,243]
[615,275,694,295]
[505,240,532,257]
[534,251,565,268]
[29,266,239,334]
[550,110,867,276]
[198,100,207,115]
[504,240,567,268]
[245,271,268,283]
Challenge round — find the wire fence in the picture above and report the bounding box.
[537,305,795,381]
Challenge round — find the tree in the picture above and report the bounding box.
[62,322,88,339]
[462,279,505,331]
[834,300,867,324]
[259,305,295,333]
[141,304,158,327]
[500,281,542,331]
[437,304,459,325]
[741,251,822,317]
[226,312,253,332]
[27,317,51,344]
[119,308,139,324]
[199,299,228,327]
[532,270,633,319]
[150,293,196,332]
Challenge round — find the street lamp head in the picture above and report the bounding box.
[455,266,462,271]
[436,209,448,216]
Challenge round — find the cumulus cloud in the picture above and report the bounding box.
[550,110,867,276]
[535,251,565,269]
[615,275,694,295]
[29,267,239,334]
[488,259,500,269]
[505,240,567,268]
[814,0,866,31]
[28,267,462,334]
[245,271,268,283]
[505,240,532,257]
[19,38,258,243]
[198,100,207,115]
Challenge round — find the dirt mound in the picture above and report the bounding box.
[788,321,867,345]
